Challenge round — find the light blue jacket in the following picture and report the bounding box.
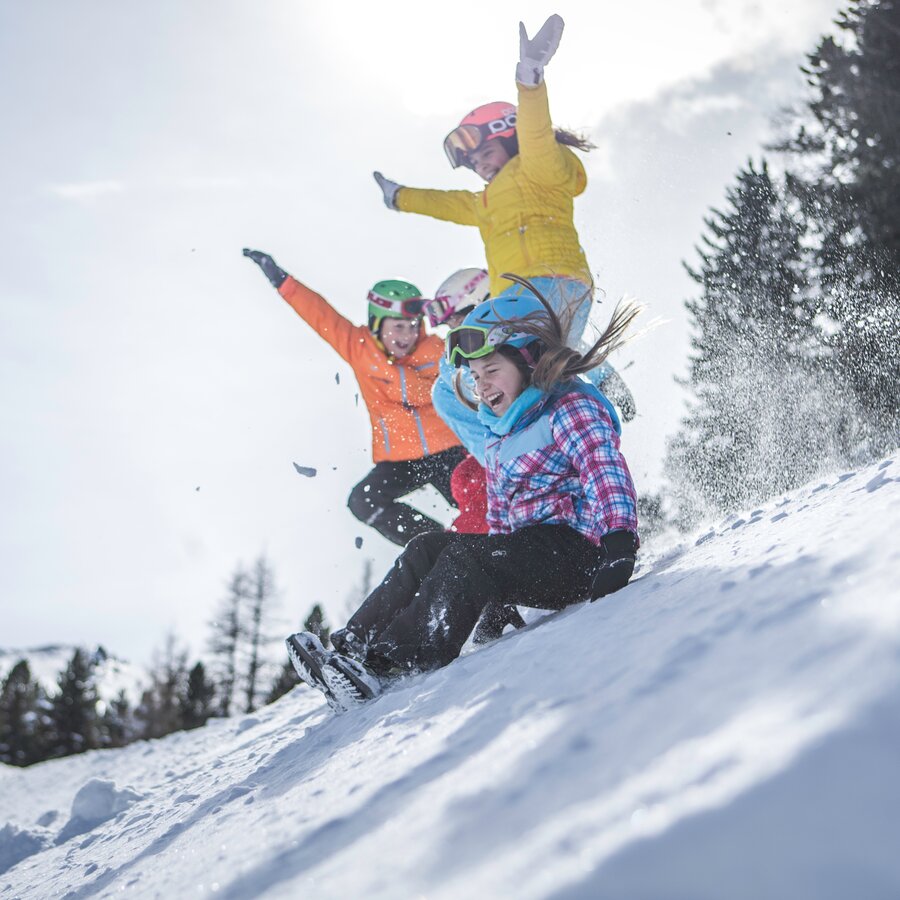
[431,356,490,465]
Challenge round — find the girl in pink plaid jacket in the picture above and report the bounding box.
[290,280,641,705]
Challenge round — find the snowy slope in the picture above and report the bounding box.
[2,454,899,899]
[0,646,148,708]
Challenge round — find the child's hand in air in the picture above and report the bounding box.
[516,13,565,87]
[373,172,402,210]
[243,249,289,289]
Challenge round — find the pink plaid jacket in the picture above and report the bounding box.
[484,387,638,546]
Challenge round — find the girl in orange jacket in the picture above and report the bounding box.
[373,14,637,422]
[244,249,465,546]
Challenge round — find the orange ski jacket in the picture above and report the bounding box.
[278,277,461,463]
[395,81,591,297]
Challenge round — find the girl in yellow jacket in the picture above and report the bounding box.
[373,14,636,420]
[243,249,465,547]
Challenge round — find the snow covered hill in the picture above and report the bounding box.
[2,453,899,899]
[0,645,148,709]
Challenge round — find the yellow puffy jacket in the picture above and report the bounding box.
[396,81,591,297]
[278,277,461,464]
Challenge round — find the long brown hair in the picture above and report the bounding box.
[499,129,596,158]
[452,275,641,407]
[502,274,640,393]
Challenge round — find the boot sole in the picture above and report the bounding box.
[321,655,379,712]
[285,633,342,713]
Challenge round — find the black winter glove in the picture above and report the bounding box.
[590,529,637,600]
[243,248,288,289]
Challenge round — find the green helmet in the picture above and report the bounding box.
[367,279,425,334]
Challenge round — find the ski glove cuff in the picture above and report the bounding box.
[590,529,637,601]
[516,14,565,87]
[243,249,288,289]
[373,171,402,210]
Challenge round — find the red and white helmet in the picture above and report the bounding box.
[443,102,517,168]
[423,268,490,327]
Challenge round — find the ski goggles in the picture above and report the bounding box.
[422,296,475,328]
[422,296,455,327]
[443,115,517,168]
[367,291,425,319]
[446,323,531,366]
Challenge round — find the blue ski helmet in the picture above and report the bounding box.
[447,292,547,367]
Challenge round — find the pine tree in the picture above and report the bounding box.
[135,634,188,740]
[208,566,249,717]
[180,662,216,730]
[304,603,330,646]
[665,160,836,518]
[98,690,132,749]
[0,660,48,766]
[775,0,900,441]
[243,556,279,714]
[804,1,900,265]
[265,660,300,705]
[48,649,100,758]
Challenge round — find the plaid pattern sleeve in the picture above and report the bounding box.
[548,391,638,543]
[484,438,509,533]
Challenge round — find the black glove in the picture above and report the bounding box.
[590,530,637,600]
[243,248,288,289]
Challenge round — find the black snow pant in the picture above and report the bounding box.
[344,525,600,673]
[347,446,467,546]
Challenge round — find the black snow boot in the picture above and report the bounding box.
[330,627,368,660]
[287,631,385,713]
[320,654,384,710]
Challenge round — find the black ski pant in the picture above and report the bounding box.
[344,525,600,672]
[347,446,467,546]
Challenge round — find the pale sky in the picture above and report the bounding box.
[0,0,842,666]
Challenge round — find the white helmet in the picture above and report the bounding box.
[424,268,490,327]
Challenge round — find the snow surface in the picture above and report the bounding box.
[2,453,899,899]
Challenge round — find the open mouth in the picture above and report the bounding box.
[484,390,505,410]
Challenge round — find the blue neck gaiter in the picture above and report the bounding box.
[477,385,545,436]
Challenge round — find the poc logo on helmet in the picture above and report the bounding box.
[488,112,517,134]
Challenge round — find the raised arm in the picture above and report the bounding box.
[515,15,582,187]
[243,249,358,363]
[373,171,479,226]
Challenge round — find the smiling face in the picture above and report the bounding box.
[468,140,512,182]
[380,318,420,359]
[470,350,527,416]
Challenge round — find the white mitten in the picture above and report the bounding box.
[373,171,402,210]
[516,14,565,87]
